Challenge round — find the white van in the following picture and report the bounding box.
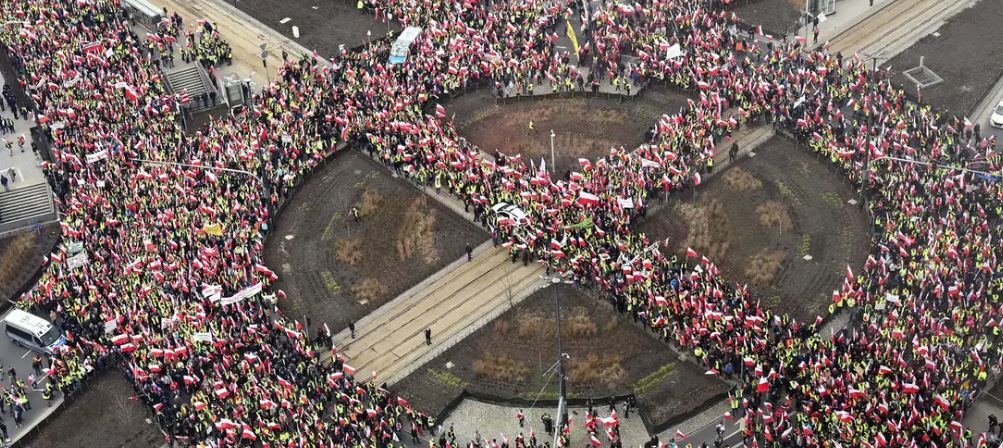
[4,309,65,355]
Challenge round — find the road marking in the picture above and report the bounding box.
[21,350,32,359]
[279,17,292,24]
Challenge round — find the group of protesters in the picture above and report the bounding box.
[2,0,1003,447]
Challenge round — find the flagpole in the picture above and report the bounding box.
[129,158,262,184]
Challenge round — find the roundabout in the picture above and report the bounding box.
[5,0,1003,447]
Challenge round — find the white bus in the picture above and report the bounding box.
[388,27,423,65]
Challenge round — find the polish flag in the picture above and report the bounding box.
[124,85,139,102]
[901,382,919,394]
[934,394,951,410]
[756,377,769,393]
[435,104,446,119]
[111,334,130,345]
[590,435,602,446]
[577,192,600,206]
[193,401,207,411]
[578,158,592,170]
[686,247,698,258]
[277,377,293,390]
[875,432,887,447]
[692,172,701,186]
[675,430,687,440]
[215,387,230,398]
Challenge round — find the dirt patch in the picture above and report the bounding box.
[756,200,793,231]
[395,285,729,428]
[397,196,439,265]
[722,167,764,191]
[335,238,364,265]
[234,0,400,57]
[447,85,691,174]
[264,149,487,332]
[732,0,805,37]
[0,224,59,302]
[886,0,1003,116]
[638,136,870,322]
[24,370,161,448]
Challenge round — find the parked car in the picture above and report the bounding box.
[491,202,528,226]
[991,99,1003,129]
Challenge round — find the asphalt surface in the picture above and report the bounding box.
[0,308,64,445]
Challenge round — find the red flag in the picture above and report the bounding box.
[756,377,769,393]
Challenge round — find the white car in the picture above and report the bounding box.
[991,100,1003,129]
[491,202,528,226]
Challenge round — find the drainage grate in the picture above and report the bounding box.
[903,66,944,89]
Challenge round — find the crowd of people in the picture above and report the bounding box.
[2,0,1003,447]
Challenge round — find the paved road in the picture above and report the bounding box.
[0,68,44,191]
[330,243,547,385]
[970,74,1003,146]
[151,0,323,88]
[827,0,975,59]
[0,308,64,445]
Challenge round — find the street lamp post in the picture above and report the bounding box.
[259,43,270,85]
[549,130,556,170]
[861,51,885,76]
[551,276,569,446]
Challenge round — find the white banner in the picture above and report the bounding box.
[103,319,117,334]
[86,149,109,164]
[665,43,683,60]
[67,251,88,270]
[220,282,263,306]
[192,332,214,343]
